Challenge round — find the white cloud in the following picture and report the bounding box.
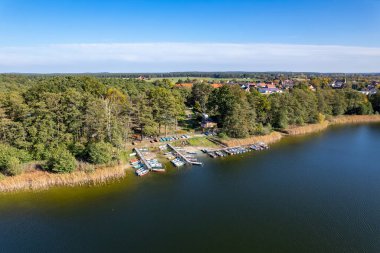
[0,43,379,73]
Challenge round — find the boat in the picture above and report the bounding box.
[133,164,143,169]
[152,168,166,172]
[208,152,218,158]
[171,158,185,167]
[130,159,139,164]
[215,151,225,157]
[136,168,149,176]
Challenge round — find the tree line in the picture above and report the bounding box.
[0,75,379,176]
[0,76,186,175]
[190,82,376,138]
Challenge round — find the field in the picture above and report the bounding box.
[146,77,253,83]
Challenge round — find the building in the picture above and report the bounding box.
[330,79,346,89]
[201,121,218,129]
[309,85,316,92]
[258,87,282,94]
[211,83,223,88]
[241,84,250,92]
[359,88,377,96]
[281,80,294,89]
[201,113,217,129]
[175,83,193,89]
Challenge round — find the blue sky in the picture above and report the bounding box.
[0,0,379,73]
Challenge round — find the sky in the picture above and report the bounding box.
[0,0,379,73]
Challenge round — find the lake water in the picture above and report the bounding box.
[0,124,379,253]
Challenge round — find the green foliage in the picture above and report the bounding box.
[86,142,114,165]
[254,123,272,136]
[68,142,86,159]
[317,113,326,123]
[370,93,380,113]
[46,147,77,173]
[218,132,228,139]
[4,156,22,176]
[190,83,213,113]
[208,85,253,138]
[0,143,32,176]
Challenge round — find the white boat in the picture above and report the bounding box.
[152,168,166,172]
[136,168,149,176]
[171,158,185,167]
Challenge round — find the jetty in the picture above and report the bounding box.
[206,142,269,158]
[167,144,203,166]
[167,144,192,164]
[133,148,152,170]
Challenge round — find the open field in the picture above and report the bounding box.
[146,77,253,83]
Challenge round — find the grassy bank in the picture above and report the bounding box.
[0,165,127,193]
[173,136,218,148]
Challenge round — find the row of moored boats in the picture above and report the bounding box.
[203,142,269,158]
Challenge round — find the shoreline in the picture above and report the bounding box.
[1,115,380,193]
[0,165,128,193]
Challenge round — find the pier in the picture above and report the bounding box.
[206,142,269,158]
[133,148,152,170]
[167,144,203,166]
[167,144,192,165]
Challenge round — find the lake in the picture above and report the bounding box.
[0,124,379,253]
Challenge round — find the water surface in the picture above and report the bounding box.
[1,124,379,253]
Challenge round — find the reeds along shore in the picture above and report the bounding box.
[221,115,380,146]
[283,121,329,136]
[329,115,380,125]
[0,165,126,193]
[220,132,283,147]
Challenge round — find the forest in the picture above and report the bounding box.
[0,74,379,176]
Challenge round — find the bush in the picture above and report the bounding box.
[317,113,326,123]
[0,143,31,175]
[4,157,22,176]
[86,142,114,165]
[46,147,77,173]
[68,142,86,159]
[254,123,272,136]
[218,132,228,139]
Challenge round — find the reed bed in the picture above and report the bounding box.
[0,165,127,193]
[284,121,329,136]
[329,115,380,125]
[220,132,283,147]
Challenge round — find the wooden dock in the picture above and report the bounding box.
[133,148,152,170]
[167,144,192,165]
